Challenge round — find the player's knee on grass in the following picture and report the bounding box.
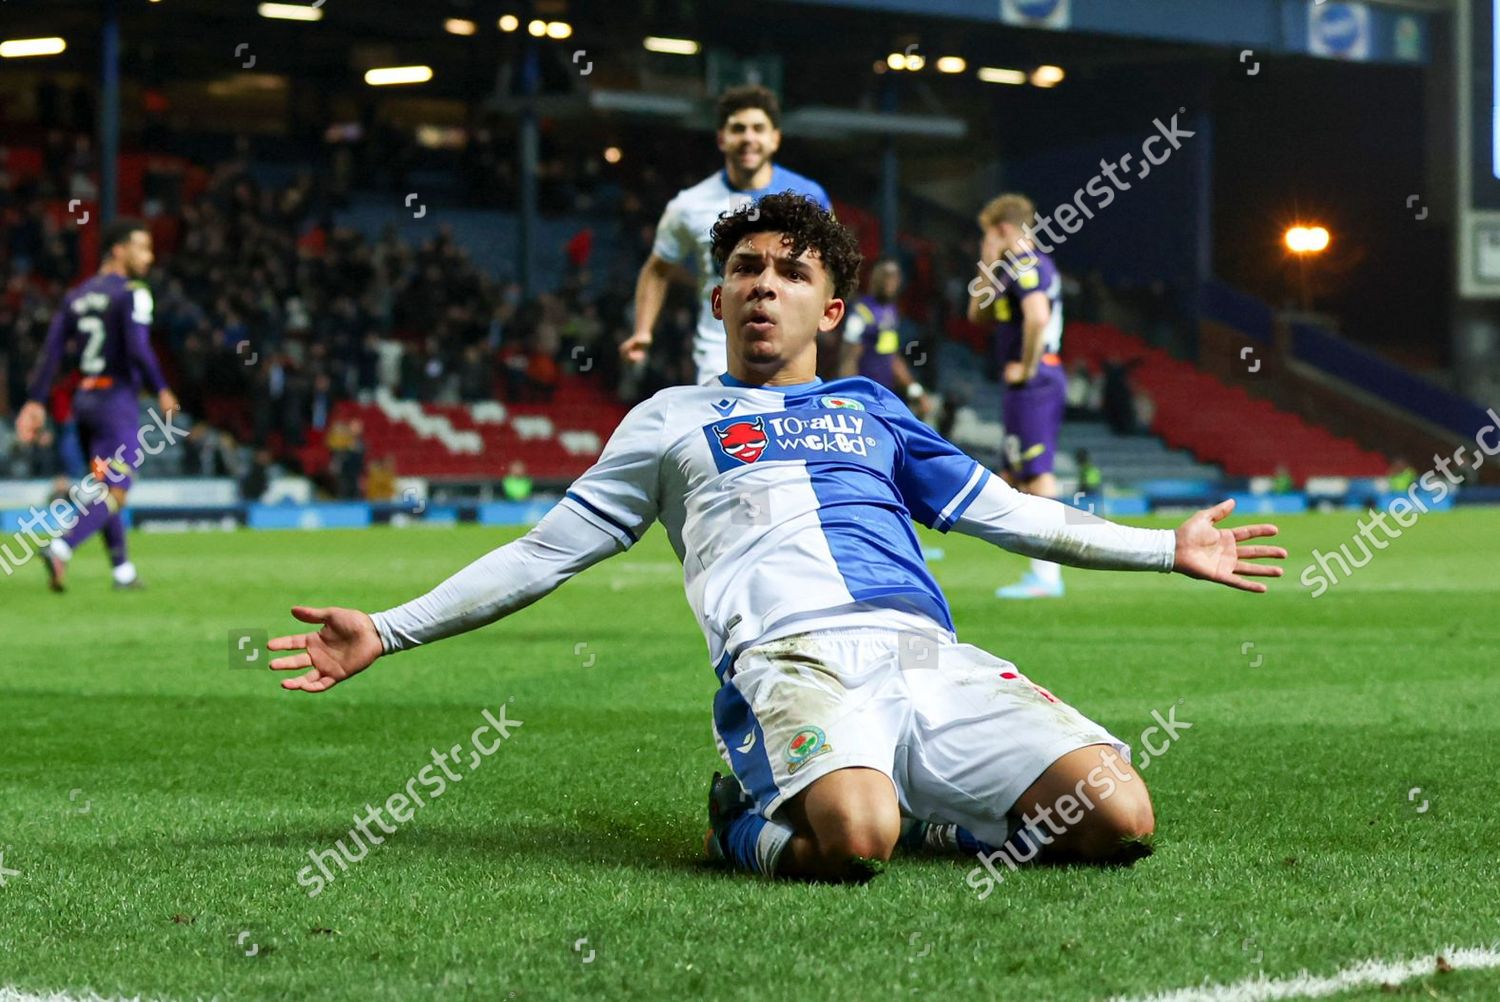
[1012,744,1156,865]
[1069,783,1154,864]
[785,767,901,882]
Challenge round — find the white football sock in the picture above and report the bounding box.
[112,561,138,585]
[49,538,74,562]
[1030,558,1061,585]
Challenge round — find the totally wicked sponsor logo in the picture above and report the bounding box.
[766,412,872,455]
[705,411,880,467]
[711,416,769,465]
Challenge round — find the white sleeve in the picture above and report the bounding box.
[556,396,665,546]
[951,475,1176,572]
[370,398,667,653]
[370,504,619,653]
[650,197,693,266]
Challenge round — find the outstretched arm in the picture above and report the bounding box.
[268,504,622,692]
[1167,498,1286,593]
[951,478,1284,590]
[269,395,668,692]
[890,391,1284,591]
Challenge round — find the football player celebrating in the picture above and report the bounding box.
[269,194,1285,884]
[620,84,830,385]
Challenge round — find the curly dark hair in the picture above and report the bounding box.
[709,192,863,301]
[715,84,780,129]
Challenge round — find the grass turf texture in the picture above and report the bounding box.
[1,509,1497,1002]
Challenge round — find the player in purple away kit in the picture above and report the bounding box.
[968,194,1068,598]
[14,218,180,592]
[838,259,931,419]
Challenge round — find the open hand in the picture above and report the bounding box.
[268,605,384,693]
[1172,499,1287,593]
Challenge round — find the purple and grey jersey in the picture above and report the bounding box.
[26,273,167,403]
[989,250,1063,367]
[842,296,903,389]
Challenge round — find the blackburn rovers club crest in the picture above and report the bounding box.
[786,726,831,774]
[819,395,865,411]
[712,416,768,465]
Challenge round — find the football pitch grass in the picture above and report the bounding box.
[2,508,1497,1001]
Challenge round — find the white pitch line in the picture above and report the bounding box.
[0,990,159,1002]
[1111,945,1500,1002]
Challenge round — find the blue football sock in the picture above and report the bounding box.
[724,811,794,877]
[902,821,1000,857]
[954,826,992,855]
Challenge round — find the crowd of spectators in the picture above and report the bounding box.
[5,129,1184,499]
[1,144,707,495]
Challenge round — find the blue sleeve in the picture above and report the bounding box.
[882,388,990,531]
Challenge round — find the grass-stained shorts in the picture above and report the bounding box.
[711,625,1128,846]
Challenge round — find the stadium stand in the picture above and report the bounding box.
[1064,322,1390,483]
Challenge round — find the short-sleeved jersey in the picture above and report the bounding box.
[558,374,989,669]
[989,250,1063,366]
[651,167,832,365]
[26,273,166,402]
[841,296,902,389]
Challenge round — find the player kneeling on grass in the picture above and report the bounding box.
[268,193,1286,884]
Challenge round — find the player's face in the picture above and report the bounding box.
[717,109,780,174]
[712,231,845,367]
[119,231,154,279]
[874,268,901,300]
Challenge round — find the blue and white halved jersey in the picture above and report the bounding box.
[651,167,831,382]
[559,374,992,669]
[369,374,1175,671]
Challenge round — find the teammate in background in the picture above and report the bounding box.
[838,259,931,419]
[266,195,1285,885]
[14,218,180,592]
[968,194,1069,599]
[620,84,831,384]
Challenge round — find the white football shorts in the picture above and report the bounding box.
[710,625,1129,847]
